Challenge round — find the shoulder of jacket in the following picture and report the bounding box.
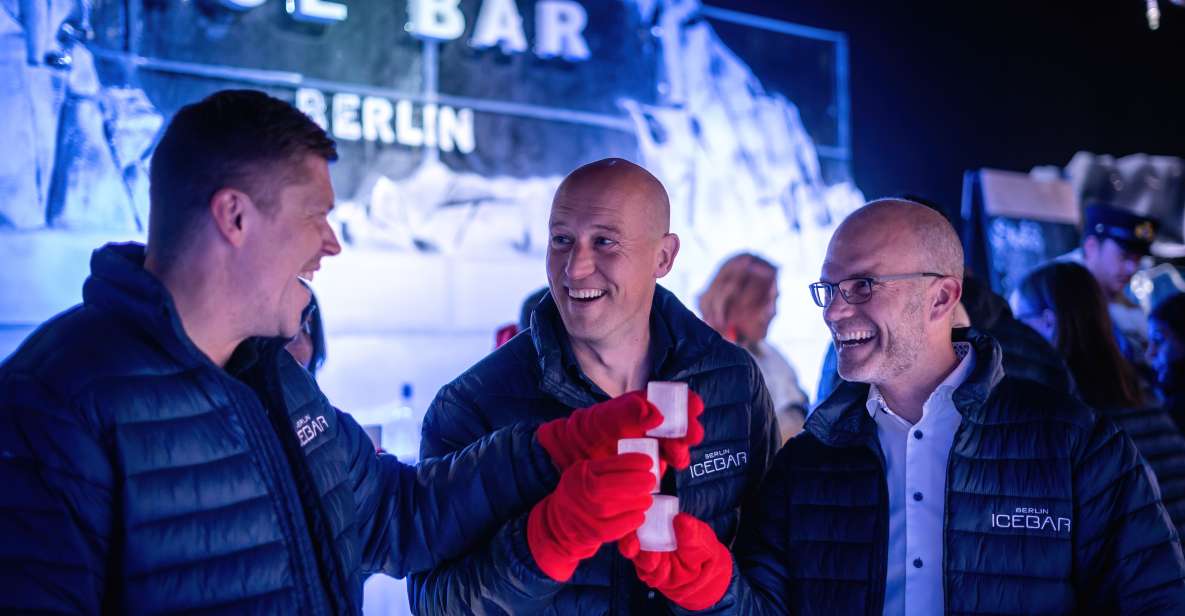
[446,334,540,400]
[986,376,1097,430]
[2,303,183,410]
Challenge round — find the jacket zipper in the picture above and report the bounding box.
[868,436,890,616]
[221,374,326,616]
[941,422,966,615]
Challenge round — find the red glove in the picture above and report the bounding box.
[619,513,733,611]
[536,390,707,472]
[528,454,656,582]
[658,391,705,471]
[536,391,662,471]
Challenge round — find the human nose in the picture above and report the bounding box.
[322,220,342,256]
[566,240,595,280]
[822,287,853,323]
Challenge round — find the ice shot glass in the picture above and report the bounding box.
[617,437,660,490]
[637,495,679,552]
[645,381,688,439]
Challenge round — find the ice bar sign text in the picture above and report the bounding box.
[217,0,592,62]
[296,89,478,153]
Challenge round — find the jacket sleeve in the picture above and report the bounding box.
[408,513,568,615]
[673,444,795,616]
[340,401,558,579]
[0,374,114,613]
[742,356,781,516]
[744,360,782,495]
[1071,413,1185,613]
[406,385,565,615]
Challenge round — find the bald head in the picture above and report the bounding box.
[545,158,680,353]
[553,158,671,235]
[832,199,964,279]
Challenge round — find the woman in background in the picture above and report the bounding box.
[1013,262,1185,537]
[700,253,808,443]
[1148,293,1185,432]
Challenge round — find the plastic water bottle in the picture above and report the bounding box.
[382,383,419,463]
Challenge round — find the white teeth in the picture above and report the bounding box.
[568,288,606,300]
[835,330,875,342]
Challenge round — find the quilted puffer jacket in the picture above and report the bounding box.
[408,286,780,615]
[699,332,1185,615]
[0,243,558,614]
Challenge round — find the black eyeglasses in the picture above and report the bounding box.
[809,273,945,308]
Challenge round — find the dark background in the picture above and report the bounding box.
[712,0,1185,223]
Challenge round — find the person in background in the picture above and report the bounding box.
[494,286,549,349]
[1013,261,1185,538]
[286,284,327,377]
[1058,203,1159,365]
[1147,292,1185,432]
[700,252,809,442]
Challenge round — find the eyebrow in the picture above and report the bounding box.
[818,270,876,283]
[549,222,623,234]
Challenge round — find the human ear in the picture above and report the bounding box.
[930,276,963,323]
[654,233,681,278]
[209,188,252,247]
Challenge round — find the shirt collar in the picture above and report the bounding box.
[866,342,976,420]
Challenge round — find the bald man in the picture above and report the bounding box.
[667,199,1185,614]
[408,159,779,614]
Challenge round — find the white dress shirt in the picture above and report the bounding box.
[867,343,975,616]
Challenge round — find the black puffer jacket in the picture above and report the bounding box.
[0,243,558,615]
[1102,404,1185,540]
[701,332,1185,615]
[408,286,779,615]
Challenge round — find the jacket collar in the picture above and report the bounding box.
[82,242,286,374]
[807,330,1006,447]
[529,285,721,407]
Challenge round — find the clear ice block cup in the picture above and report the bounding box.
[617,437,660,490]
[637,495,679,552]
[646,381,688,439]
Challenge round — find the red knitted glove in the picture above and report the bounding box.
[536,391,662,471]
[618,513,733,611]
[657,391,705,471]
[528,454,656,582]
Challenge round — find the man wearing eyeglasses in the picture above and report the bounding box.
[638,199,1185,614]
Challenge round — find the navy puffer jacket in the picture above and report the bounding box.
[0,243,558,614]
[698,332,1185,615]
[1101,404,1185,540]
[408,286,780,615]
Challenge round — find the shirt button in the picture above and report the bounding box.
[913,492,923,501]
[648,591,656,600]
[913,430,923,439]
[913,558,923,568]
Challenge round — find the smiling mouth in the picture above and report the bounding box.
[834,329,877,349]
[297,267,318,283]
[567,287,607,303]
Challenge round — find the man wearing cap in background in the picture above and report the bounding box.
[408,158,779,614]
[1052,203,1159,364]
